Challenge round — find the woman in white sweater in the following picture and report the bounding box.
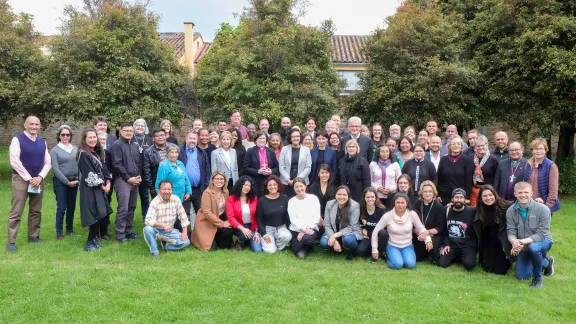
[370,145,402,205]
[371,193,432,269]
[288,177,321,258]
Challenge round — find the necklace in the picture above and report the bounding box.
[420,201,433,225]
[509,164,520,183]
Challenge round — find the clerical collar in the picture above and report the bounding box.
[415,157,425,162]
[511,159,521,168]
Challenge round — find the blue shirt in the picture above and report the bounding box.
[155,159,192,202]
[515,200,532,221]
[186,147,201,187]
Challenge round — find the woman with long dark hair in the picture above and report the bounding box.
[473,185,514,274]
[308,164,337,219]
[356,187,386,260]
[412,181,446,264]
[226,176,261,252]
[77,128,113,251]
[369,145,401,205]
[328,132,345,163]
[230,128,246,177]
[268,133,284,161]
[385,174,419,210]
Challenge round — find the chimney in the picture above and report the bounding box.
[184,22,196,76]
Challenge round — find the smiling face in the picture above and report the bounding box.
[452,193,466,208]
[269,135,281,149]
[336,188,349,206]
[348,120,361,136]
[294,181,307,197]
[532,144,546,160]
[445,125,458,138]
[247,124,257,138]
[192,120,203,131]
[209,131,219,143]
[97,134,107,148]
[329,134,340,148]
[259,120,269,131]
[231,112,241,126]
[386,139,397,152]
[426,121,438,135]
[266,179,279,194]
[213,174,226,189]
[290,131,301,146]
[449,137,462,155]
[413,146,425,160]
[305,119,316,132]
[404,127,415,140]
[218,121,227,132]
[398,178,410,193]
[241,181,251,195]
[378,145,390,161]
[255,134,267,148]
[302,135,313,147]
[167,148,179,163]
[421,185,434,202]
[221,135,232,149]
[231,131,239,146]
[429,136,441,152]
[514,185,532,205]
[159,181,173,201]
[475,138,487,155]
[389,126,401,138]
[185,132,198,149]
[198,130,209,145]
[372,125,382,139]
[316,135,327,148]
[481,189,495,206]
[281,117,291,128]
[95,121,108,133]
[134,122,145,135]
[331,115,342,128]
[364,190,376,207]
[400,138,412,153]
[162,123,171,134]
[59,128,71,144]
[495,132,508,149]
[346,142,359,156]
[509,142,523,161]
[86,131,98,147]
[25,117,41,136]
[318,169,330,183]
[417,131,428,145]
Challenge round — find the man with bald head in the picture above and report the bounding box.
[7,116,52,252]
[492,131,510,161]
[493,141,527,202]
[440,125,468,155]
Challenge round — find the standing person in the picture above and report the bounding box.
[256,175,292,254]
[111,122,142,243]
[493,141,527,202]
[426,135,442,170]
[417,130,429,151]
[197,128,218,161]
[94,116,117,150]
[369,145,401,205]
[385,174,419,209]
[192,119,203,132]
[321,186,363,260]
[243,131,279,197]
[226,176,261,252]
[355,188,386,260]
[308,164,337,224]
[160,119,178,145]
[336,140,371,203]
[412,181,446,264]
[370,123,386,154]
[328,132,345,162]
[178,130,210,226]
[191,172,234,251]
[7,116,51,252]
[288,178,321,258]
[331,114,350,138]
[310,129,337,183]
[77,128,113,251]
[473,185,513,275]
[440,125,468,155]
[97,131,113,187]
[50,125,79,240]
[507,182,555,288]
[302,132,314,150]
[396,136,414,169]
[523,138,560,214]
[242,124,257,149]
[143,180,190,257]
[208,126,220,147]
[305,117,317,140]
[211,131,239,193]
[279,128,312,198]
[133,118,153,219]
[259,118,270,134]
[426,120,438,138]
[403,126,416,144]
[401,144,437,196]
[143,128,171,199]
[371,193,432,270]
[278,117,292,145]
[230,128,246,177]
[436,136,474,205]
[340,116,373,162]
[217,120,228,132]
[469,135,500,206]
[438,189,478,270]
[268,133,283,161]
[229,110,248,140]
[463,129,478,157]
[155,146,192,208]
[491,131,510,161]
[385,137,397,154]
[360,125,371,138]
[325,120,336,135]
[389,124,401,140]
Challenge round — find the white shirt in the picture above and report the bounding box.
[288,194,321,232]
[429,151,441,171]
[222,149,231,168]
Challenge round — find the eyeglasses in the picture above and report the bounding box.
[60,133,71,137]
[509,149,522,152]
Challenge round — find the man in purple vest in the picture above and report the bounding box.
[7,116,52,252]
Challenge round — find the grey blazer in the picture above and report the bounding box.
[323,199,363,240]
[211,148,239,185]
[279,145,312,185]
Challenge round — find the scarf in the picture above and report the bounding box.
[448,152,462,163]
[377,159,391,187]
[392,209,409,225]
[473,152,489,184]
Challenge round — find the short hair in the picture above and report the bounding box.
[186,130,198,138]
[208,126,219,134]
[509,140,524,150]
[413,143,426,151]
[94,116,108,125]
[345,138,360,150]
[530,138,548,152]
[286,127,302,144]
[133,118,149,134]
[325,120,336,128]
[427,120,438,127]
[514,181,532,191]
[96,131,107,138]
[495,131,509,139]
[467,129,479,136]
[219,131,232,147]
[315,129,328,139]
[392,192,412,210]
[158,180,173,189]
[231,109,240,116]
[166,145,179,154]
[404,125,415,133]
[418,180,438,200]
[151,127,165,137]
[120,122,133,129]
[56,125,73,143]
[193,119,203,124]
[263,175,284,195]
[254,130,268,142]
[348,116,362,125]
[198,128,209,135]
[306,117,316,124]
[292,177,307,188]
[218,119,227,124]
[398,136,414,152]
[475,134,489,146]
[389,124,400,130]
[447,135,465,153]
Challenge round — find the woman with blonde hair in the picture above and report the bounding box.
[523,138,560,213]
[160,119,178,145]
[412,181,445,263]
[211,131,239,193]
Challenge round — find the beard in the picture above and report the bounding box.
[453,202,464,209]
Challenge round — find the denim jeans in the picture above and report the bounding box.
[515,239,553,281]
[53,177,78,236]
[143,226,190,255]
[386,244,417,270]
[235,223,263,252]
[320,233,359,252]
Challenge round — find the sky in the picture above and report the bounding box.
[9,0,401,41]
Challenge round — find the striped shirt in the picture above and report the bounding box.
[145,194,190,228]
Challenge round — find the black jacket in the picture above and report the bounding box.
[401,158,437,195]
[493,158,527,201]
[143,144,177,190]
[336,154,371,203]
[243,146,280,196]
[472,204,514,265]
[340,134,373,163]
[178,144,211,192]
[110,137,141,181]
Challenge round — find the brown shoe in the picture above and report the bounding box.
[235,241,243,251]
[56,235,65,240]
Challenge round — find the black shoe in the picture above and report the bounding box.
[544,256,555,277]
[346,251,356,261]
[370,257,378,264]
[84,241,98,252]
[117,237,128,243]
[530,278,542,288]
[93,238,101,249]
[28,237,44,243]
[126,233,140,240]
[101,234,110,241]
[6,243,17,252]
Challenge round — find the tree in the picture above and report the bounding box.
[44,0,191,128]
[0,2,46,123]
[349,2,484,130]
[194,0,344,128]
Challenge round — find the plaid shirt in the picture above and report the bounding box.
[145,194,190,228]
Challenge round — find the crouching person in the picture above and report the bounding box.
[143,180,190,257]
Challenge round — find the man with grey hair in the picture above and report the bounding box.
[259,119,270,134]
[494,141,527,201]
[340,116,373,162]
[325,120,336,134]
[389,124,401,140]
[492,131,510,161]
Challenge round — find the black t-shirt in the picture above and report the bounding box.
[316,149,325,171]
[198,144,217,161]
[256,194,290,236]
[363,207,385,238]
[290,147,300,179]
[446,206,477,248]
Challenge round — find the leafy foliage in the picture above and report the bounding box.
[195,0,344,128]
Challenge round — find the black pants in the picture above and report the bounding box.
[191,186,202,215]
[98,215,110,237]
[88,218,109,242]
[438,244,477,270]
[290,230,318,255]
[211,228,235,250]
[356,233,387,257]
[413,235,444,264]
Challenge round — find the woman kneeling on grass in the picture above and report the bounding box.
[371,193,432,269]
[256,175,292,254]
[288,177,321,258]
[226,176,261,252]
[321,186,363,260]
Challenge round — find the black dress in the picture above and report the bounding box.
[336,155,371,203]
[412,200,446,263]
[78,150,113,229]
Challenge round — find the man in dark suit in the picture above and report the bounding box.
[340,116,373,162]
[94,116,117,150]
[493,141,527,202]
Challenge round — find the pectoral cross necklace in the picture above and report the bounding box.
[510,165,520,183]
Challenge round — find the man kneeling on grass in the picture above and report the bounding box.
[507,181,555,288]
[144,180,190,257]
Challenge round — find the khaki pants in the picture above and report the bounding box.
[7,174,44,243]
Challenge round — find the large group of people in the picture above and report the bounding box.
[7,112,559,289]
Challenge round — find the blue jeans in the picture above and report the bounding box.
[386,244,417,270]
[235,223,263,252]
[515,239,553,281]
[143,226,190,255]
[53,178,78,236]
[320,234,359,252]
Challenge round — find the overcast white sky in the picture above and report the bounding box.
[9,0,400,40]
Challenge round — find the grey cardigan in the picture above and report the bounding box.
[323,199,363,240]
[50,144,79,185]
[211,147,239,185]
[506,200,553,243]
[279,145,312,185]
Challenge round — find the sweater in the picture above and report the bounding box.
[369,161,401,199]
[401,158,437,194]
[50,144,79,184]
[506,200,553,243]
[437,155,474,204]
[256,195,290,236]
[14,132,47,177]
[287,194,321,232]
[371,209,427,253]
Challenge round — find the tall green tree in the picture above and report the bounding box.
[195,0,344,127]
[0,2,46,123]
[45,0,191,128]
[349,2,483,129]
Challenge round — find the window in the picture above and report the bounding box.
[337,70,360,91]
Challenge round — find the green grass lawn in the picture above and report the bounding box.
[0,146,574,323]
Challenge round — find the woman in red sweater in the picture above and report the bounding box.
[226,176,261,252]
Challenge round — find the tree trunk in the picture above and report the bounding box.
[556,122,576,162]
